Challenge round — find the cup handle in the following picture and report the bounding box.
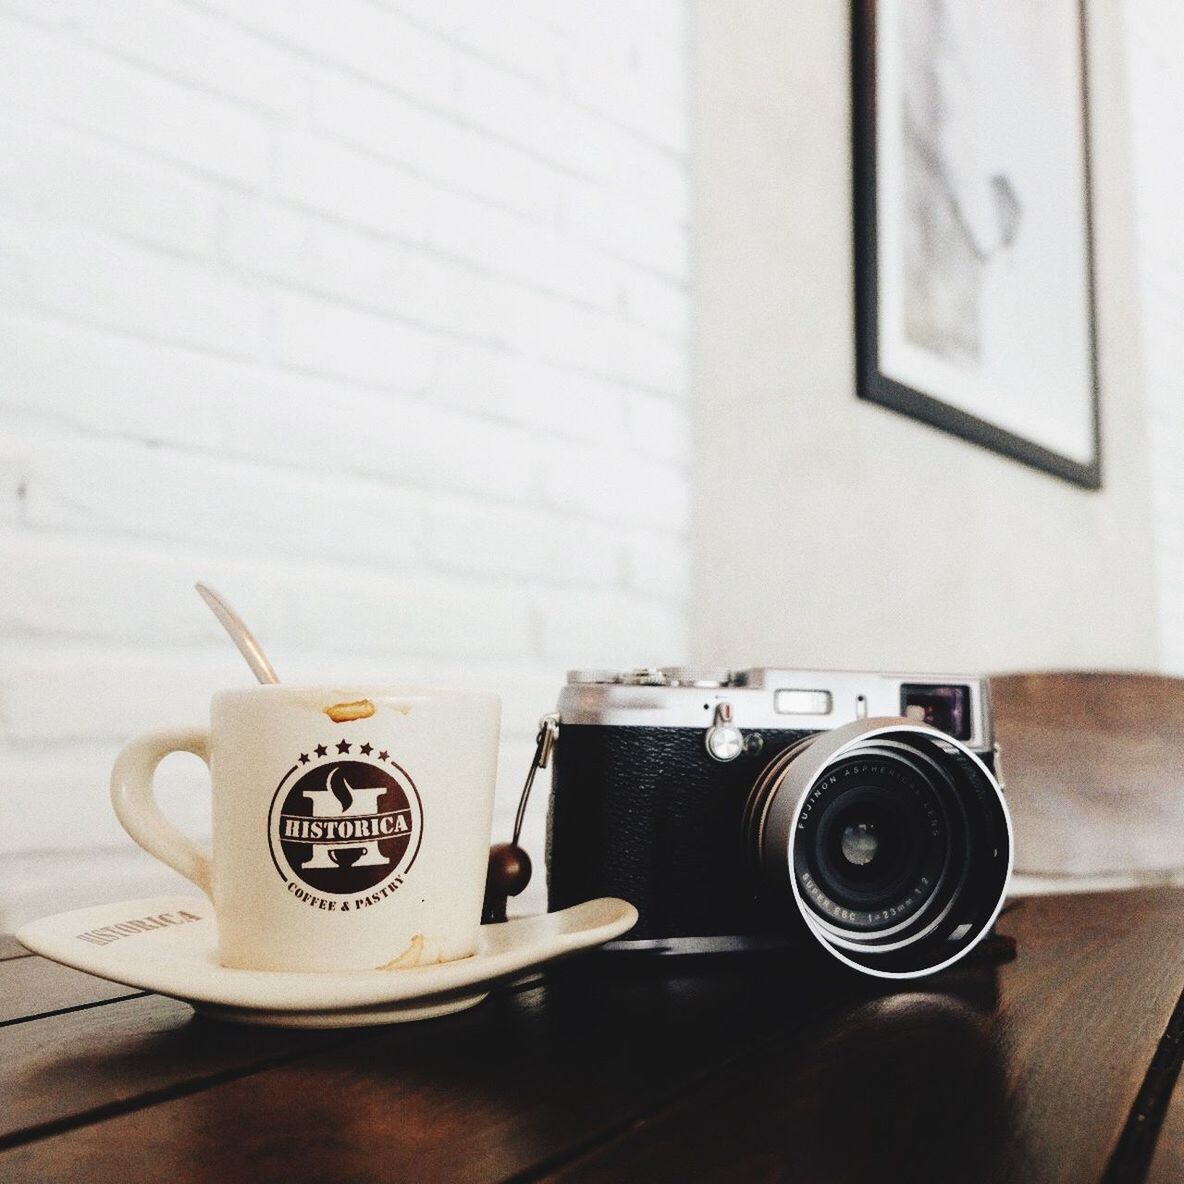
[110,727,213,898]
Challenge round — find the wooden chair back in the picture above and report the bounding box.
[989,671,1184,878]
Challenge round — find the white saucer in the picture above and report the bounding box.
[16,895,637,1027]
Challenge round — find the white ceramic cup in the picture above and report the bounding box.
[110,684,501,972]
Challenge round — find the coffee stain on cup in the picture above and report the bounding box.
[324,699,376,723]
[378,934,426,970]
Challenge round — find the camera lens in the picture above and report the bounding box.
[799,748,957,936]
[839,820,879,867]
[743,719,1011,978]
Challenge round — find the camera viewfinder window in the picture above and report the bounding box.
[900,685,972,740]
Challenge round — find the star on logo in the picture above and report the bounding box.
[378,750,390,762]
[314,744,328,758]
[298,753,310,765]
[359,742,373,755]
[336,739,351,754]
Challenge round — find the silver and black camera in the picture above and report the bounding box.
[546,668,1012,979]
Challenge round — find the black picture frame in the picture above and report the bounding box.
[851,0,1102,490]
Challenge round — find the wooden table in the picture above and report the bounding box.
[3,889,1184,1183]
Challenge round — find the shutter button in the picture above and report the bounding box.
[705,702,744,762]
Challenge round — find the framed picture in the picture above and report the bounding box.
[852,0,1101,489]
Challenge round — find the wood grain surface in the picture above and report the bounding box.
[0,956,144,1026]
[543,891,1184,1184]
[0,891,1182,1184]
[991,672,1184,877]
[0,955,866,1183]
[1141,980,1184,1184]
[0,995,348,1149]
[0,936,32,962]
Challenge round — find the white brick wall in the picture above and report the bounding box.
[0,0,691,925]
[1127,0,1184,674]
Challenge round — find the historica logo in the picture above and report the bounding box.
[267,741,423,911]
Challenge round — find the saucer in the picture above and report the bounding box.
[16,895,637,1027]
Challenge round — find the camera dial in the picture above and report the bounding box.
[660,667,733,687]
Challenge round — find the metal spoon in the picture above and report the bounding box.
[195,583,280,685]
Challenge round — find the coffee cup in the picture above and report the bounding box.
[110,684,501,972]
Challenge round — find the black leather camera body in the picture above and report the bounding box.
[546,667,1011,979]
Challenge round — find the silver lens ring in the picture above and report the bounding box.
[746,717,1012,979]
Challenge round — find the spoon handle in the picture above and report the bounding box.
[195,583,280,685]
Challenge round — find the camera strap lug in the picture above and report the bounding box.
[705,701,744,762]
[513,713,559,846]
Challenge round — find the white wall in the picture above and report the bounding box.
[3,0,1178,931]
[0,0,692,924]
[1126,0,1184,674]
[691,0,1160,677]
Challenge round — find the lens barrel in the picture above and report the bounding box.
[744,718,1012,978]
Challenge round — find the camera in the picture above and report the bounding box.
[546,667,1012,979]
